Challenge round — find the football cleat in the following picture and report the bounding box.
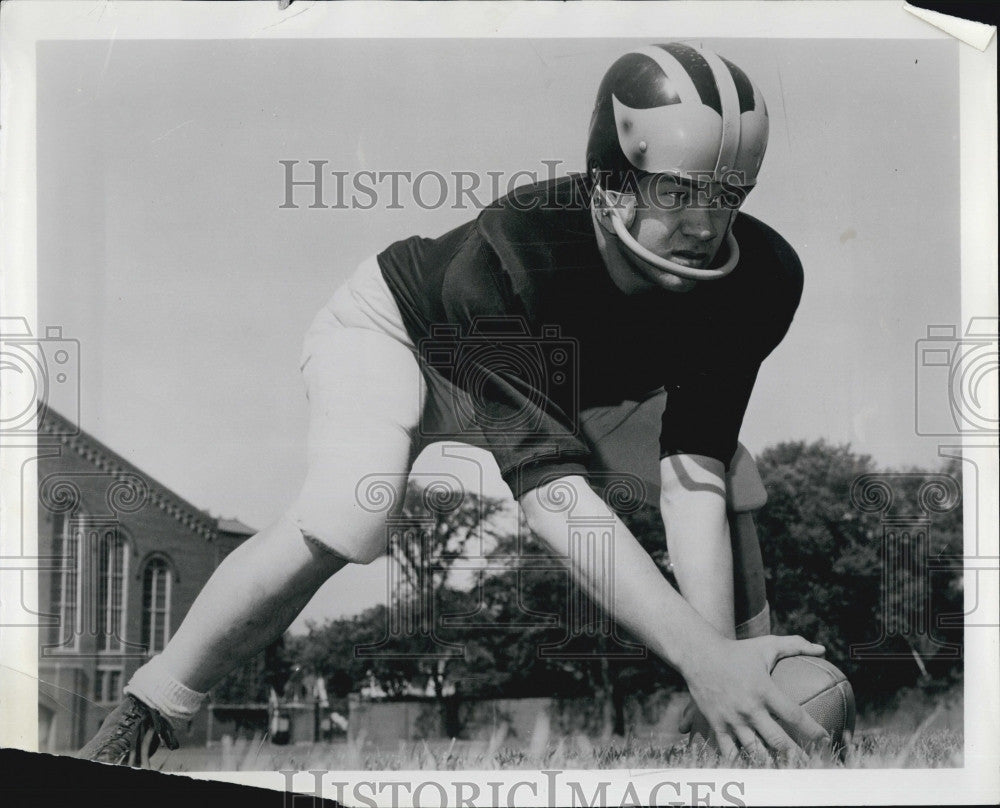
[76,694,179,767]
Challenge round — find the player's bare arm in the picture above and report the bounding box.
[659,454,736,639]
[520,474,829,761]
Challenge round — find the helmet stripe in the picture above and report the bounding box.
[658,43,722,115]
[634,45,702,109]
[720,56,757,113]
[698,48,742,177]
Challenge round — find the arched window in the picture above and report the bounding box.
[95,526,128,653]
[141,558,172,654]
[49,513,80,648]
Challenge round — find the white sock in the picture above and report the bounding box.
[124,656,208,728]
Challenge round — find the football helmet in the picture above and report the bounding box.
[586,43,769,280]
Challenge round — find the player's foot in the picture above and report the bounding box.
[76,694,179,767]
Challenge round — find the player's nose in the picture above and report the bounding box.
[680,208,718,242]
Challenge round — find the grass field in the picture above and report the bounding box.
[157,728,963,772]
[158,716,962,772]
[156,688,963,772]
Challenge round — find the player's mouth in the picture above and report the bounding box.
[669,249,710,268]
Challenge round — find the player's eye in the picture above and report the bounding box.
[659,189,688,206]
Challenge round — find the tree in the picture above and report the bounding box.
[293,480,512,736]
[285,440,965,733]
[212,635,294,705]
[208,636,297,736]
[468,503,683,738]
[755,440,963,712]
[291,482,686,738]
[290,606,401,696]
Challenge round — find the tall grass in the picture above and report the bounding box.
[160,722,962,772]
[156,687,963,771]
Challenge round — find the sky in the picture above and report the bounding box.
[36,37,963,627]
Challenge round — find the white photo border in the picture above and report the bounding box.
[1,2,996,805]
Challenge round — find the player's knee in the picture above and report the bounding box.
[287,457,411,566]
[286,486,396,566]
[289,513,388,566]
[299,527,385,566]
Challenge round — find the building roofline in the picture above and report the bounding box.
[217,517,256,537]
[39,406,217,541]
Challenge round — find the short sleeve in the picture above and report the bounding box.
[436,231,591,498]
[659,364,760,469]
[660,225,804,469]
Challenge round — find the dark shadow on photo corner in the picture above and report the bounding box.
[1,748,342,807]
[906,1,999,28]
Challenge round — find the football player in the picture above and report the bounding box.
[79,42,828,766]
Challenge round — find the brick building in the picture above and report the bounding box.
[36,408,255,752]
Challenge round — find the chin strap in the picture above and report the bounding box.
[591,183,740,281]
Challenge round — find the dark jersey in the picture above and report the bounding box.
[378,174,803,499]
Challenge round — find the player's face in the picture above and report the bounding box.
[623,175,740,293]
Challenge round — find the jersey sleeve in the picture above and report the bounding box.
[438,229,592,499]
[660,236,804,470]
[659,364,760,469]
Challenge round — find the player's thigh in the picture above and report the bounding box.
[290,318,425,563]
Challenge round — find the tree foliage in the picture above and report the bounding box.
[756,440,963,711]
[282,441,964,727]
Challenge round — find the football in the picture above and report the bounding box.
[770,655,856,749]
[690,655,856,756]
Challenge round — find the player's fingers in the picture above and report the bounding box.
[767,690,830,748]
[732,724,767,765]
[770,635,825,665]
[688,716,719,764]
[715,730,741,765]
[751,713,808,766]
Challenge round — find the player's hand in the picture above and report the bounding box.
[681,634,830,764]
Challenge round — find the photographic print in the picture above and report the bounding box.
[1,2,996,805]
